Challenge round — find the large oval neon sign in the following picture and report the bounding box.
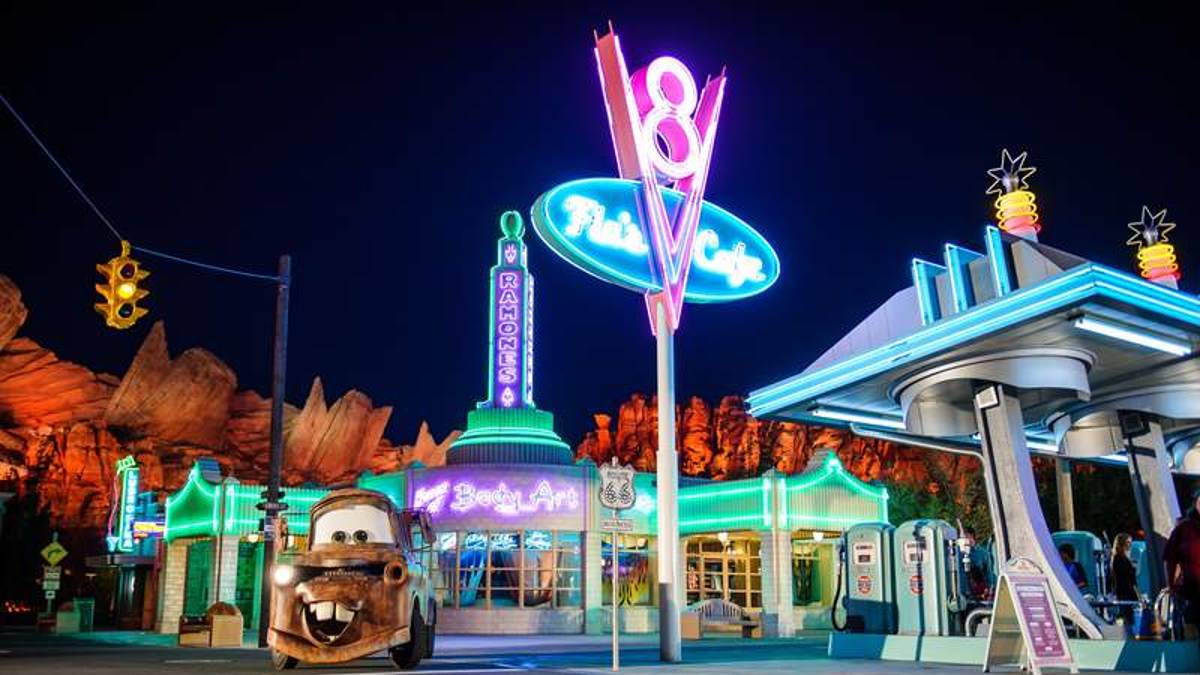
[531,178,779,303]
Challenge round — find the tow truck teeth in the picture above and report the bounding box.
[312,601,334,621]
[335,604,355,622]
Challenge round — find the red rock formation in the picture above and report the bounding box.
[0,337,117,428]
[576,393,983,507]
[0,275,25,351]
[283,378,392,484]
[615,394,660,472]
[0,273,452,539]
[105,322,236,447]
[577,413,615,468]
[679,399,712,477]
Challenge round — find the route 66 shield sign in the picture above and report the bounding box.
[598,458,636,511]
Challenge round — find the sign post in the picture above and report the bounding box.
[985,558,1078,675]
[599,459,637,671]
[40,533,68,614]
[530,26,779,663]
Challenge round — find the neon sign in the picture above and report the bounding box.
[486,212,535,408]
[1127,206,1181,285]
[106,455,139,553]
[530,29,779,333]
[413,478,580,517]
[534,179,778,301]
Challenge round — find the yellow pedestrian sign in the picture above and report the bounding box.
[41,541,68,566]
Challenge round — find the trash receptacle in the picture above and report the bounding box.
[54,602,80,634]
[207,602,243,648]
[73,598,95,632]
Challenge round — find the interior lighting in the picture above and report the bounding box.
[1073,316,1192,356]
[810,407,906,429]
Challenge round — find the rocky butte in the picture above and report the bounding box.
[0,274,457,539]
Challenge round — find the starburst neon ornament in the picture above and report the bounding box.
[1127,206,1181,287]
[986,149,1041,239]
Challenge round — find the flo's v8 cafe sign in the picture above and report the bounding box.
[533,180,778,303]
[531,27,779,331]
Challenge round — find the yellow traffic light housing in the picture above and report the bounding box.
[95,240,149,329]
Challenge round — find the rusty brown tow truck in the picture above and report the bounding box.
[267,488,436,670]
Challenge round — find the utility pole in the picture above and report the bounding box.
[257,254,291,648]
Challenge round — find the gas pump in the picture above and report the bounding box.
[833,522,896,633]
[893,519,969,636]
[1129,540,1152,599]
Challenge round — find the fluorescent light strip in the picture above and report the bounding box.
[810,407,906,429]
[1073,316,1192,356]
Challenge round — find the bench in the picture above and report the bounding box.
[680,598,762,639]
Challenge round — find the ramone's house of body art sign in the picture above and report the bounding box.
[410,466,586,532]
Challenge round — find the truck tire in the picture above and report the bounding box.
[425,604,437,656]
[270,649,298,670]
[390,606,425,670]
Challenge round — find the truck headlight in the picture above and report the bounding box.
[273,564,296,586]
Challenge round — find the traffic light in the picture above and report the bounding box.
[95,240,149,329]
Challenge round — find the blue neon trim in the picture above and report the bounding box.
[984,226,1013,296]
[748,264,1200,417]
[911,258,945,326]
[944,244,983,314]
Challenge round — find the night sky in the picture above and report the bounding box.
[2,4,1196,447]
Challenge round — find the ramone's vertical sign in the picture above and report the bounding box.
[487,212,535,408]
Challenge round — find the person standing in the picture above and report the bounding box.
[1164,487,1200,640]
[1109,533,1138,631]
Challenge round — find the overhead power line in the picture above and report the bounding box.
[1,91,279,282]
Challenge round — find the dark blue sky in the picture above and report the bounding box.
[2,3,1196,446]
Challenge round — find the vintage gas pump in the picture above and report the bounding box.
[833,522,896,633]
[1130,540,1153,599]
[893,519,969,636]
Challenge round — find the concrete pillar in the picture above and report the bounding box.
[156,540,189,633]
[973,383,1116,639]
[759,529,795,637]
[582,531,605,634]
[1125,418,1180,597]
[210,535,240,606]
[1055,457,1075,531]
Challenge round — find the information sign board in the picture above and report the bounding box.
[985,557,1078,675]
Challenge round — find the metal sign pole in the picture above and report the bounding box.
[612,506,620,671]
[655,302,681,662]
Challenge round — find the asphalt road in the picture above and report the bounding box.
[0,631,984,674]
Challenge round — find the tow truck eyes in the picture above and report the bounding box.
[329,529,371,544]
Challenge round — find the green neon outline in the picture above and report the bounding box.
[678,484,762,501]
[679,514,763,528]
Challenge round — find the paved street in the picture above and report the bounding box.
[0,630,988,674]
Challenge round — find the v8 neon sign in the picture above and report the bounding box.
[594,33,727,333]
[531,29,778,333]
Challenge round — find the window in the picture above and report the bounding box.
[684,534,762,609]
[601,535,656,606]
[432,529,582,609]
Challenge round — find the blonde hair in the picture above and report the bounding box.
[1113,533,1133,559]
